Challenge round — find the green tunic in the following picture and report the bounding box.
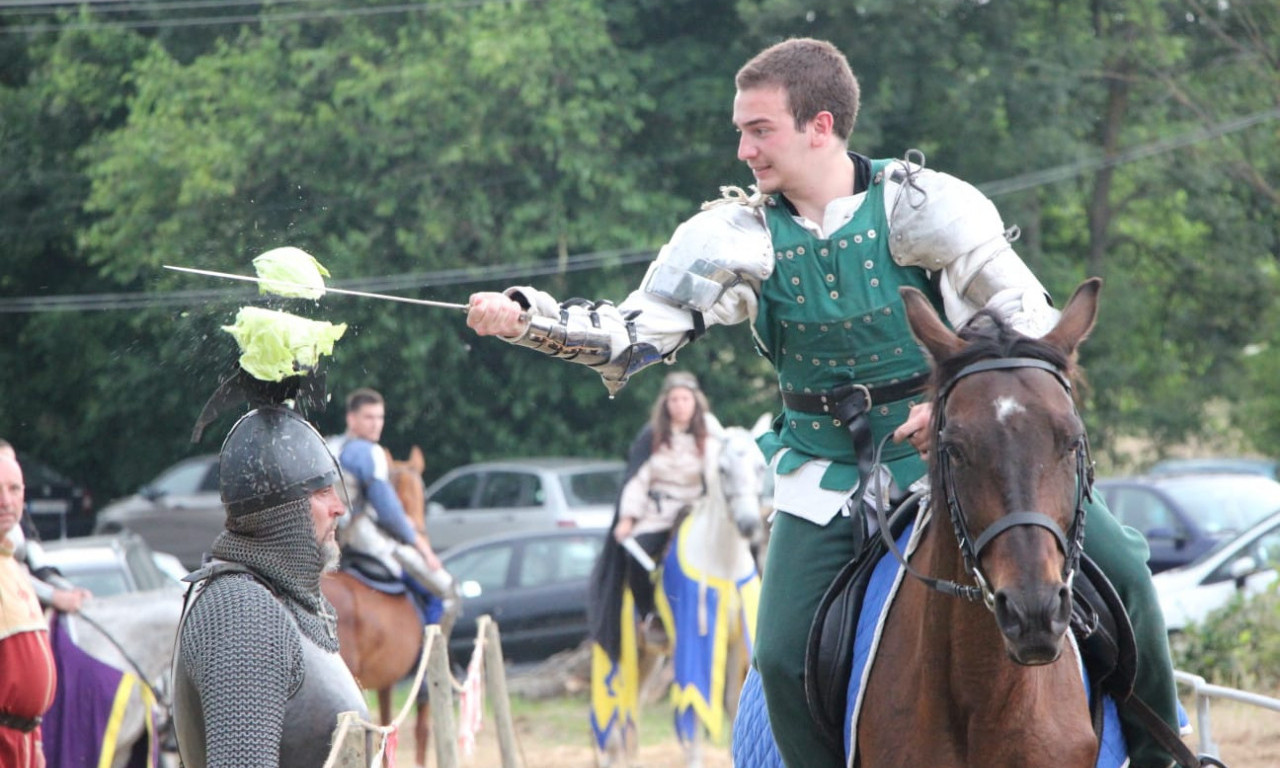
[753,158,944,493]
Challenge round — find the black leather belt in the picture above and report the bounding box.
[778,373,929,511]
[0,712,42,733]
[779,374,928,416]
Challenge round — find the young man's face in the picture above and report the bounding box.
[733,85,813,195]
[346,402,385,443]
[0,457,25,538]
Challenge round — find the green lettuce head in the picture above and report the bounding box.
[253,247,331,300]
[222,306,347,381]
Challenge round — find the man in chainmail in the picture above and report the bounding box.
[171,405,369,768]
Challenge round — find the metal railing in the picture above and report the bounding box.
[1174,669,1280,758]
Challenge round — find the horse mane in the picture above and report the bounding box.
[930,309,1077,394]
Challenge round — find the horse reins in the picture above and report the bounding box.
[873,356,1093,611]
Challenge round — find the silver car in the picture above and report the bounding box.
[93,454,223,571]
[422,458,624,552]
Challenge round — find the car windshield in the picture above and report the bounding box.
[559,467,624,507]
[1164,476,1280,535]
[57,565,132,597]
[150,458,217,495]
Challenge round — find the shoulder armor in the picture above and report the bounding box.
[640,199,772,312]
[886,161,1010,272]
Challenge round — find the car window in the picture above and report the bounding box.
[152,460,213,495]
[124,540,168,591]
[517,535,601,588]
[1102,487,1179,535]
[430,473,481,511]
[448,544,512,591]
[560,468,624,507]
[200,462,220,493]
[1167,477,1280,534]
[478,472,541,509]
[60,566,131,598]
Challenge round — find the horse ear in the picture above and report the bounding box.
[900,286,964,363]
[1040,278,1102,356]
[409,445,425,474]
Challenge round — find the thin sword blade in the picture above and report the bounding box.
[163,265,470,311]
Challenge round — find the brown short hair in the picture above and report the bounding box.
[345,387,384,413]
[735,38,860,141]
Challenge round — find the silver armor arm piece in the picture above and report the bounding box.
[500,287,666,396]
[886,161,1059,337]
[498,201,772,395]
[641,202,773,312]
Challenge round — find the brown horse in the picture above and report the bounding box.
[322,445,433,768]
[858,280,1103,768]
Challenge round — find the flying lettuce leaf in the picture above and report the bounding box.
[252,247,331,299]
[222,306,347,382]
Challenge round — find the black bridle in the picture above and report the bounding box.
[874,356,1093,610]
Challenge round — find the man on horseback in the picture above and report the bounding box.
[327,388,459,634]
[465,37,1181,768]
[171,405,368,768]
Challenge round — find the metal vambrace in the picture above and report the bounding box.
[510,299,665,396]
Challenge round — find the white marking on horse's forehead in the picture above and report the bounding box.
[993,396,1026,424]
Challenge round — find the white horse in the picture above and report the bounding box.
[592,420,768,768]
[54,588,184,768]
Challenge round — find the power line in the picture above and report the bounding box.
[0,248,656,313]
[0,0,528,33]
[978,107,1280,197]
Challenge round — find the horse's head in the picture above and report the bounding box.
[719,426,767,542]
[902,278,1101,666]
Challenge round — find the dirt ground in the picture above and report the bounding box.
[395,695,1276,768]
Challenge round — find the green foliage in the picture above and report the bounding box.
[2,0,1280,503]
[1173,581,1280,691]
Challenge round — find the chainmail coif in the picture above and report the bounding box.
[209,494,339,649]
[176,495,339,768]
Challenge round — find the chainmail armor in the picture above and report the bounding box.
[210,495,339,648]
[174,495,346,768]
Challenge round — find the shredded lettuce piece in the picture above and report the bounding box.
[252,247,331,299]
[222,306,347,382]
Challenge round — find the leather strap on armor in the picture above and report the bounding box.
[508,297,664,395]
[0,712,41,732]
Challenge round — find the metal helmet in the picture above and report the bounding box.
[218,405,339,518]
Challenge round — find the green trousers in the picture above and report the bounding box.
[754,496,1180,768]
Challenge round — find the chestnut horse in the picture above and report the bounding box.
[322,446,433,768]
[855,280,1104,767]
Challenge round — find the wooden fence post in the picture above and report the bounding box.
[482,617,523,768]
[426,625,461,768]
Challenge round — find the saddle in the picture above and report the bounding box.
[337,549,406,595]
[803,495,1140,753]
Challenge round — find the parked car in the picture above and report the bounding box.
[16,452,94,540]
[39,531,185,597]
[1152,508,1280,632]
[94,454,222,570]
[442,527,606,663]
[422,458,624,552]
[1093,472,1280,573]
[1146,456,1279,480]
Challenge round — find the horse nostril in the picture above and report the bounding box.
[993,591,1025,639]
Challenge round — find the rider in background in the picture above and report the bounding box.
[612,371,721,647]
[327,388,459,634]
[466,37,1179,768]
